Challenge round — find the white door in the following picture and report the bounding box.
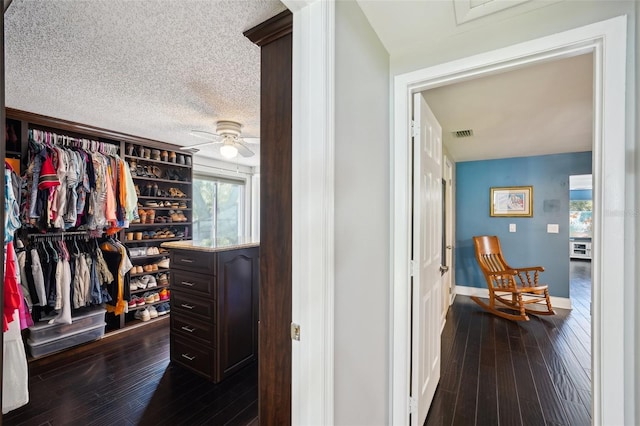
[411,92,442,426]
[443,157,454,311]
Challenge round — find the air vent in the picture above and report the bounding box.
[452,129,474,138]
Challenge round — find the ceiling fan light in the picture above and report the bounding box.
[220,144,238,159]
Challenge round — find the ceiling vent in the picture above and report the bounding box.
[452,129,474,138]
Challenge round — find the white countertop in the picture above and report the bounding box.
[161,238,259,253]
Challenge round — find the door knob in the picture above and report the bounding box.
[440,265,449,273]
[446,245,453,249]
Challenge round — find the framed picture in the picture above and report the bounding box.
[490,186,533,217]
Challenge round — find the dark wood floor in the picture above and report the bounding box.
[425,259,592,426]
[3,317,258,426]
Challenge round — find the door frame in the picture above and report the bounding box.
[391,16,628,426]
[282,1,336,425]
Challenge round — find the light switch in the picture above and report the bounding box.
[509,224,516,232]
[547,224,559,233]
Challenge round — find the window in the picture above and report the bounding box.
[192,175,245,245]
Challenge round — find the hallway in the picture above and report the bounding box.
[425,260,592,425]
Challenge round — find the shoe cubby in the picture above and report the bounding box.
[115,140,193,330]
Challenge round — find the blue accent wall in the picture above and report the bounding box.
[456,152,592,298]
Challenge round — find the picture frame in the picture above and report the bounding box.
[490,186,533,217]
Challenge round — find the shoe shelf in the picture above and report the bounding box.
[130,283,170,296]
[124,154,191,169]
[130,253,172,261]
[128,222,192,228]
[137,196,192,201]
[132,175,192,185]
[130,268,171,278]
[124,237,188,244]
[127,313,170,327]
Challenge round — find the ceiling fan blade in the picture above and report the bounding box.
[235,140,255,157]
[180,140,221,150]
[240,137,260,144]
[190,130,222,141]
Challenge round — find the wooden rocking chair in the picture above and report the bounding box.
[471,235,555,321]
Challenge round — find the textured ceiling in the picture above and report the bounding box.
[422,53,593,162]
[4,0,287,167]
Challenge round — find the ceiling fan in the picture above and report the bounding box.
[182,120,259,159]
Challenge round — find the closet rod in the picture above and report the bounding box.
[27,230,101,240]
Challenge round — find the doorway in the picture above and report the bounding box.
[391,16,627,426]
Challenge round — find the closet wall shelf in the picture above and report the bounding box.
[137,208,192,212]
[125,154,192,169]
[124,237,189,244]
[137,196,192,202]
[128,222,192,228]
[130,253,171,260]
[130,269,170,278]
[133,175,192,185]
[130,284,170,296]
[128,299,170,310]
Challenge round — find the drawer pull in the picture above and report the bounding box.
[180,303,195,310]
[181,281,195,287]
[181,325,196,333]
[180,259,195,263]
[181,353,196,361]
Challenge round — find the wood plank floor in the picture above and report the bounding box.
[3,317,258,426]
[425,259,592,426]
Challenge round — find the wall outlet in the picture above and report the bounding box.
[547,224,559,233]
[509,224,516,232]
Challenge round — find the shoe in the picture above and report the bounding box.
[128,297,137,308]
[169,188,187,198]
[151,149,161,161]
[169,151,176,163]
[158,257,170,269]
[159,288,169,301]
[185,156,192,166]
[146,275,157,288]
[153,292,160,302]
[156,303,169,316]
[161,150,168,162]
[143,292,155,304]
[136,296,145,307]
[157,273,169,286]
[135,308,150,322]
[148,305,159,319]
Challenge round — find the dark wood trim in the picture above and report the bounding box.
[245,10,293,426]
[5,108,187,152]
[243,10,292,47]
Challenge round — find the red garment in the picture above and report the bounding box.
[4,242,22,332]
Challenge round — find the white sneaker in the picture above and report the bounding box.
[148,305,158,319]
[135,308,150,322]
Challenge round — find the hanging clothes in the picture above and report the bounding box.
[23,129,137,233]
[3,161,29,414]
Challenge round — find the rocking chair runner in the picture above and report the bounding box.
[472,235,555,321]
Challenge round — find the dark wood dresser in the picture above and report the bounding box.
[164,241,259,382]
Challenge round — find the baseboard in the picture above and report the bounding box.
[454,285,572,310]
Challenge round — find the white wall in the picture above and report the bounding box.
[334,1,390,424]
[388,1,638,422]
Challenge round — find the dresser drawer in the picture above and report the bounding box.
[171,292,215,320]
[171,335,214,379]
[171,250,216,275]
[171,313,215,344]
[171,269,215,297]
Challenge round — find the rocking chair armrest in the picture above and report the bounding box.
[513,266,545,273]
[486,268,519,277]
